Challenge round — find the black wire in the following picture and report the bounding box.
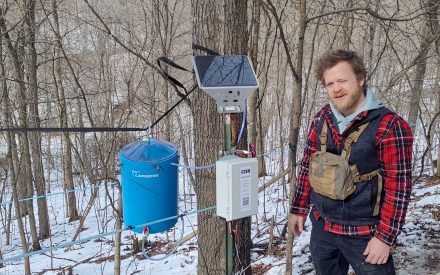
[192,44,220,56]
[0,127,148,133]
[0,85,197,134]
[149,84,196,130]
[1,43,218,134]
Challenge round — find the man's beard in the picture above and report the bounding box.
[331,88,364,116]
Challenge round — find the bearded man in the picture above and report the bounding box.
[288,49,413,275]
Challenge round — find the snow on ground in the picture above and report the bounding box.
[393,177,440,275]
[1,171,439,274]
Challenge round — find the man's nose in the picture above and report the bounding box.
[332,82,342,92]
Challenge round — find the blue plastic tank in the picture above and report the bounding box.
[120,137,179,234]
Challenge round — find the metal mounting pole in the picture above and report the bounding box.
[224,114,233,275]
[224,114,231,155]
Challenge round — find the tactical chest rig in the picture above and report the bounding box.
[309,120,383,216]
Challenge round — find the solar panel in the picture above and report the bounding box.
[193,55,258,87]
[192,55,259,113]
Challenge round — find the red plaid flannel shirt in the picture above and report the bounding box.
[290,105,413,246]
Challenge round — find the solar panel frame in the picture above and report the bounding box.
[192,55,259,113]
[193,55,258,88]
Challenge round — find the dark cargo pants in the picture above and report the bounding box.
[310,214,396,275]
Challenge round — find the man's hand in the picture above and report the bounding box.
[363,237,390,264]
[288,213,305,236]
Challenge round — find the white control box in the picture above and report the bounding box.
[216,155,258,221]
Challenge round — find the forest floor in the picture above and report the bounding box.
[392,176,440,275]
[0,175,439,274]
[246,175,440,274]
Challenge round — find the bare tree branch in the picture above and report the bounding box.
[82,0,187,99]
[382,30,440,94]
[306,7,427,23]
[262,0,300,82]
[415,109,440,182]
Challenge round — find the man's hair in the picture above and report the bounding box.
[315,49,367,86]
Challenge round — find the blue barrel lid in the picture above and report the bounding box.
[120,137,178,162]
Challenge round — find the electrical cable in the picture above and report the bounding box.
[0,85,196,134]
[141,215,185,261]
[192,44,220,56]
[149,84,196,130]
[0,45,217,135]
[170,163,215,170]
[0,127,147,133]
[0,49,200,135]
[237,99,247,145]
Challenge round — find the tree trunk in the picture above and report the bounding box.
[408,0,440,134]
[0,25,31,273]
[175,110,196,188]
[192,1,225,274]
[276,54,288,199]
[224,0,252,273]
[7,137,32,275]
[153,0,172,142]
[77,97,93,179]
[408,31,428,134]
[1,5,40,250]
[431,69,440,176]
[0,24,14,247]
[342,0,354,49]
[24,0,50,239]
[52,0,79,222]
[366,1,380,73]
[249,0,267,177]
[432,0,440,176]
[114,184,123,275]
[285,0,307,273]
